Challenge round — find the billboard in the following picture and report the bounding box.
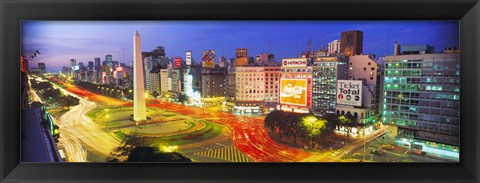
[20,56,26,73]
[236,48,248,66]
[174,57,182,68]
[282,58,308,68]
[337,80,362,107]
[186,51,192,66]
[280,79,308,106]
[201,50,215,68]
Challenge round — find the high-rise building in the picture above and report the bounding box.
[279,58,313,114]
[201,66,226,98]
[234,66,266,114]
[87,61,94,71]
[263,64,282,111]
[105,55,113,68]
[70,59,76,68]
[70,59,76,77]
[328,40,341,55]
[148,66,161,94]
[133,31,147,122]
[94,58,101,71]
[144,56,162,89]
[225,59,236,112]
[312,56,349,116]
[170,69,184,94]
[382,44,460,156]
[347,55,382,114]
[335,54,382,135]
[340,30,363,56]
[160,69,169,93]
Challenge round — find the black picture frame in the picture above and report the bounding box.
[1,0,479,182]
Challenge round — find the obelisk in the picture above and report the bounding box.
[133,31,147,121]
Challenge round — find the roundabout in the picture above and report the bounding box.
[86,106,225,148]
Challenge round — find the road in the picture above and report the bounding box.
[301,126,387,162]
[53,84,121,162]
[50,77,314,162]
[50,77,390,162]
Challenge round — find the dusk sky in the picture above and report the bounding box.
[21,21,459,72]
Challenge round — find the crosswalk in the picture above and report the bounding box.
[194,145,253,162]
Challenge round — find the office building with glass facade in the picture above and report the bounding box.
[383,50,460,155]
[312,56,348,116]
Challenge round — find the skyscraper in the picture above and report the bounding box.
[340,30,363,56]
[133,31,147,122]
[105,55,113,68]
[88,61,94,71]
[94,57,101,71]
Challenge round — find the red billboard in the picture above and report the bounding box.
[174,57,182,68]
[20,56,26,73]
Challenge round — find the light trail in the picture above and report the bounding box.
[49,77,385,162]
[54,85,121,161]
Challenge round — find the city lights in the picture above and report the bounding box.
[20,21,460,163]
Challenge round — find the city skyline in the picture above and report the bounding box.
[22,21,459,72]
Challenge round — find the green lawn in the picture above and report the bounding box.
[163,113,176,117]
[149,121,222,146]
[113,131,130,141]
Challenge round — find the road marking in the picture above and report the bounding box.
[194,145,253,162]
[215,142,227,147]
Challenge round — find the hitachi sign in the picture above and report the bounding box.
[282,58,308,68]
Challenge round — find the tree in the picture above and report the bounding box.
[264,110,285,140]
[323,113,340,131]
[152,91,159,98]
[338,113,357,136]
[124,146,192,162]
[126,146,156,162]
[282,113,302,144]
[300,115,327,148]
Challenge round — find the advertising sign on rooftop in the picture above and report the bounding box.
[236,48,248,67]
[174,57,182,68]
[202,50,215,68]
[280,79,308,106]
[337,80,362,107]
[282,58,308,68]
[20,56,26,73]
[186,51,192,66]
